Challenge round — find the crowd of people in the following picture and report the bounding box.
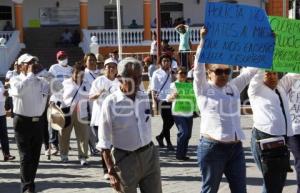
[1,26,300,193]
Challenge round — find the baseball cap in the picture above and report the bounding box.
[56,51,67,60]
[17,53,38,65]
[143,56,152,63]
[104,58,118,66]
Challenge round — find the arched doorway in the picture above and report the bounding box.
[160,2,183,27]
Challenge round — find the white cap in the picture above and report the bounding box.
[17,53,38,65]
[104,58,118,66]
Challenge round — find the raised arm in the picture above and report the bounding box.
[247,70,265,97]
[193,27,208,97]
[230,67,258,93]
[279,73,300,94]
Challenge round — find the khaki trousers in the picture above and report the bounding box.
[59,110,89,159]
[111,144,162,193]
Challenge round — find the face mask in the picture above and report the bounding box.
[58,59,68,66]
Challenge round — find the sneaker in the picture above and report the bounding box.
[4,155,15,162]
[61,155,68,163]
[103,173,110,180]
[51,147,59,156]
[80,158,88,166]
[45,149,51,156]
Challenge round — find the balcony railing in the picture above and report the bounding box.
[81,27,201,53]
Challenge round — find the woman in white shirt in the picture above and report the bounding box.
[166,67,193,161]
[194,27,258,193]
[83,53,100,156]
[90,58,119,179]
[60,62,90,166]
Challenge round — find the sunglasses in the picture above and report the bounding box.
[210,68,231,76]
[177,71,187,75]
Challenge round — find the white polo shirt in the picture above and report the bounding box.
[193,47,258,141]
[248,70,299,136]
[10,73,49,117]
[97,89,152,151]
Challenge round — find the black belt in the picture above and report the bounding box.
[115,142,154,154]
[15,114,41,122]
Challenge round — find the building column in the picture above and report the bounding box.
[12,0,24,43]
[266,0,289,17]
[80,0,88,29]
[143,0,151,42]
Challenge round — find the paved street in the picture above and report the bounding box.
[0,115,297,193]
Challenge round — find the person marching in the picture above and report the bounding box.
[194,27,258,193]
[10,53,49,193]
[248,70,300,193]
[98,57,162,193]
[90,58,119,179]
[166,67,193,161]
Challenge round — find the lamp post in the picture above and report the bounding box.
[283,0,287,17]
[156,0,161,65]
[116,0,122,60]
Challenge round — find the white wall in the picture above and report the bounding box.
[0,0,264,28]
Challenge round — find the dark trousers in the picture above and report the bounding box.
[251,128,288,193]
[288,134,300,193]
[0,115,10,156]
[173,115,193,158]
[158,102,174,144]
[41,110,49,150]
[14,115,43,193]
[179,51,189,70]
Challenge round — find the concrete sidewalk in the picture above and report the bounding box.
[0,116,297,193]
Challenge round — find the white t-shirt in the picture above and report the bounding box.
[89,75,120,126]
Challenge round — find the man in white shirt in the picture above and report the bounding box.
[98,57,162,193]
[48,50,72,155]
[10,53,49,193]
[194,27,258,193]
[248,70,298,193]
[151,54,175,151]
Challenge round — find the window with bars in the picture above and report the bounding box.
[0,6,12,20]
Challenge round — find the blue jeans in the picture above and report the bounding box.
[251,128,287,193]
[173,115,193,158]
[197,137,246,193]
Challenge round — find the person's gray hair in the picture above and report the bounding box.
[118,57,142,77]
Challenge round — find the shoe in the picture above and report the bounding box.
[156,136,165,147]
[50,145,59,155]
[45,149,51,156]
[80,158,88,166]
[24,189,34,193]
[176,156,190,161]
[61,155,68,163]
[91,149,100,156]
[167,144,175,151]
[103,173,110,180]
[4,155,15,162]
